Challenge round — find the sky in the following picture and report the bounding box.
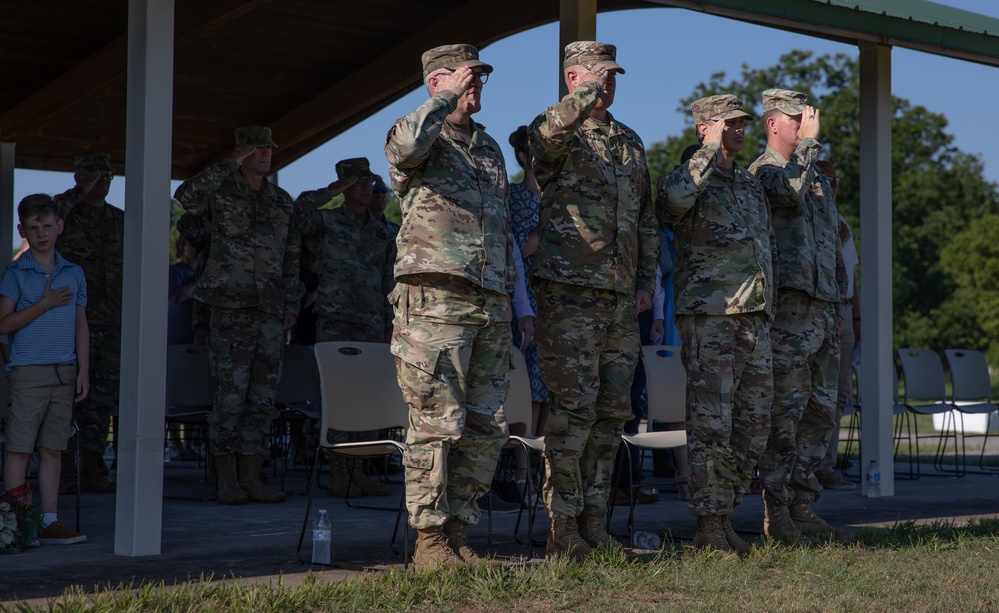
[10,0,999,227]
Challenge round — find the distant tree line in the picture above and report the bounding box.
[645,50,999,365]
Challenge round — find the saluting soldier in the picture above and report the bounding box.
[385,44,516,568]
[175,126,301,506]
[528,41,659,559]
[659,94,777,554]
[749,90,850,543]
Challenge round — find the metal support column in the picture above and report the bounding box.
[858,42,894,497]
[115,0,175,555]
[558,0,597,98]
[0,141,14,262]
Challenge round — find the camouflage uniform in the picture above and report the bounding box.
[385,44,515,530]
[296,159,395,345]
[175,127,301,457]
[528,42,658,521]
[749,90,846,507]
[659,95,777,519]
[54,153,124,456]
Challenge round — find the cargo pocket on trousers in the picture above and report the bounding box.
[402,440,440,473]
[392,332,445,419]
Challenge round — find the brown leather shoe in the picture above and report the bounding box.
[40,521,86,545]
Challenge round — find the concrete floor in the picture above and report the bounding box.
[2,454,998,605]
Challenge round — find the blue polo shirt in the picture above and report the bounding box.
[0,250,87,373]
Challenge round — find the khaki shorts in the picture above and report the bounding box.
[5,364,77,453]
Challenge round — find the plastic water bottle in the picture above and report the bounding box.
[312,509,331,565]
[866,460,881,498]
[632,530,661,550]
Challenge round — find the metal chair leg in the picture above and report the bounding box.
[296,448,324,566]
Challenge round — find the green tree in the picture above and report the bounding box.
[647,50,999,356]
[384,189,401,225]
[940,215,999,362]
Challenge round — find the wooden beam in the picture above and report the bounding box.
[0,0,277,142]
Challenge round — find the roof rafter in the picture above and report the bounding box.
[0,0,277,142]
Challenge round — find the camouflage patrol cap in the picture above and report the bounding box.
[74,152,112,172]
[762,89,808,115]
[234,125,278,149]
[562,41,625,74]
[421,44,493,78]
[691,94,754,124]
[335,157,371,180]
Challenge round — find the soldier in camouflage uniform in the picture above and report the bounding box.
[384,44,515,569]
[369,174,400,238]
[528,41,659,559]
[175,126,301,505]
[54,152,122,494]
[296,156,394,498]
[749,90,850,543]
[659,95,777,555]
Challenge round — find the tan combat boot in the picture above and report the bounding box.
[691,515,733,552]
[351,461,389,496]
[763,494,800,544]
[327,457,362,498]
[789,502,853,544]
[413,526,463,570]
[79,451,115,493]
[238,455,287,503]
[546,517,592,560]
[214,454,248,505]
[443,518,502,566]
[719,515,752,555]
[577,514,621,551]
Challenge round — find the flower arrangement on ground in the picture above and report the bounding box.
[0,484,42,553]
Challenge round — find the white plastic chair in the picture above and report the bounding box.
[272,343,322,488]
[843,362,914,479]
[944,349,999,473]
[501,347,545,557]
[896,348,961,477]
[165,344,216,484]
[617,345,687,543]
[296,341,409,567]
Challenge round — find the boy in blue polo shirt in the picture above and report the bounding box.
[0,194,89,545]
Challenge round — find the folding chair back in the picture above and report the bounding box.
[277,344,322,407]
[503,347,545,555]
[945,349,994,403]
[313,341,408,438]
[897,348,948,404]
[300,341,409,566]
[612,346,687,541]
[642,345,686,425]
[944,348,998,473]
[897,347,963,476]
[166,344,216,411]
[504,347,533,431]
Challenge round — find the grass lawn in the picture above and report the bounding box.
[9,519,999,613]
